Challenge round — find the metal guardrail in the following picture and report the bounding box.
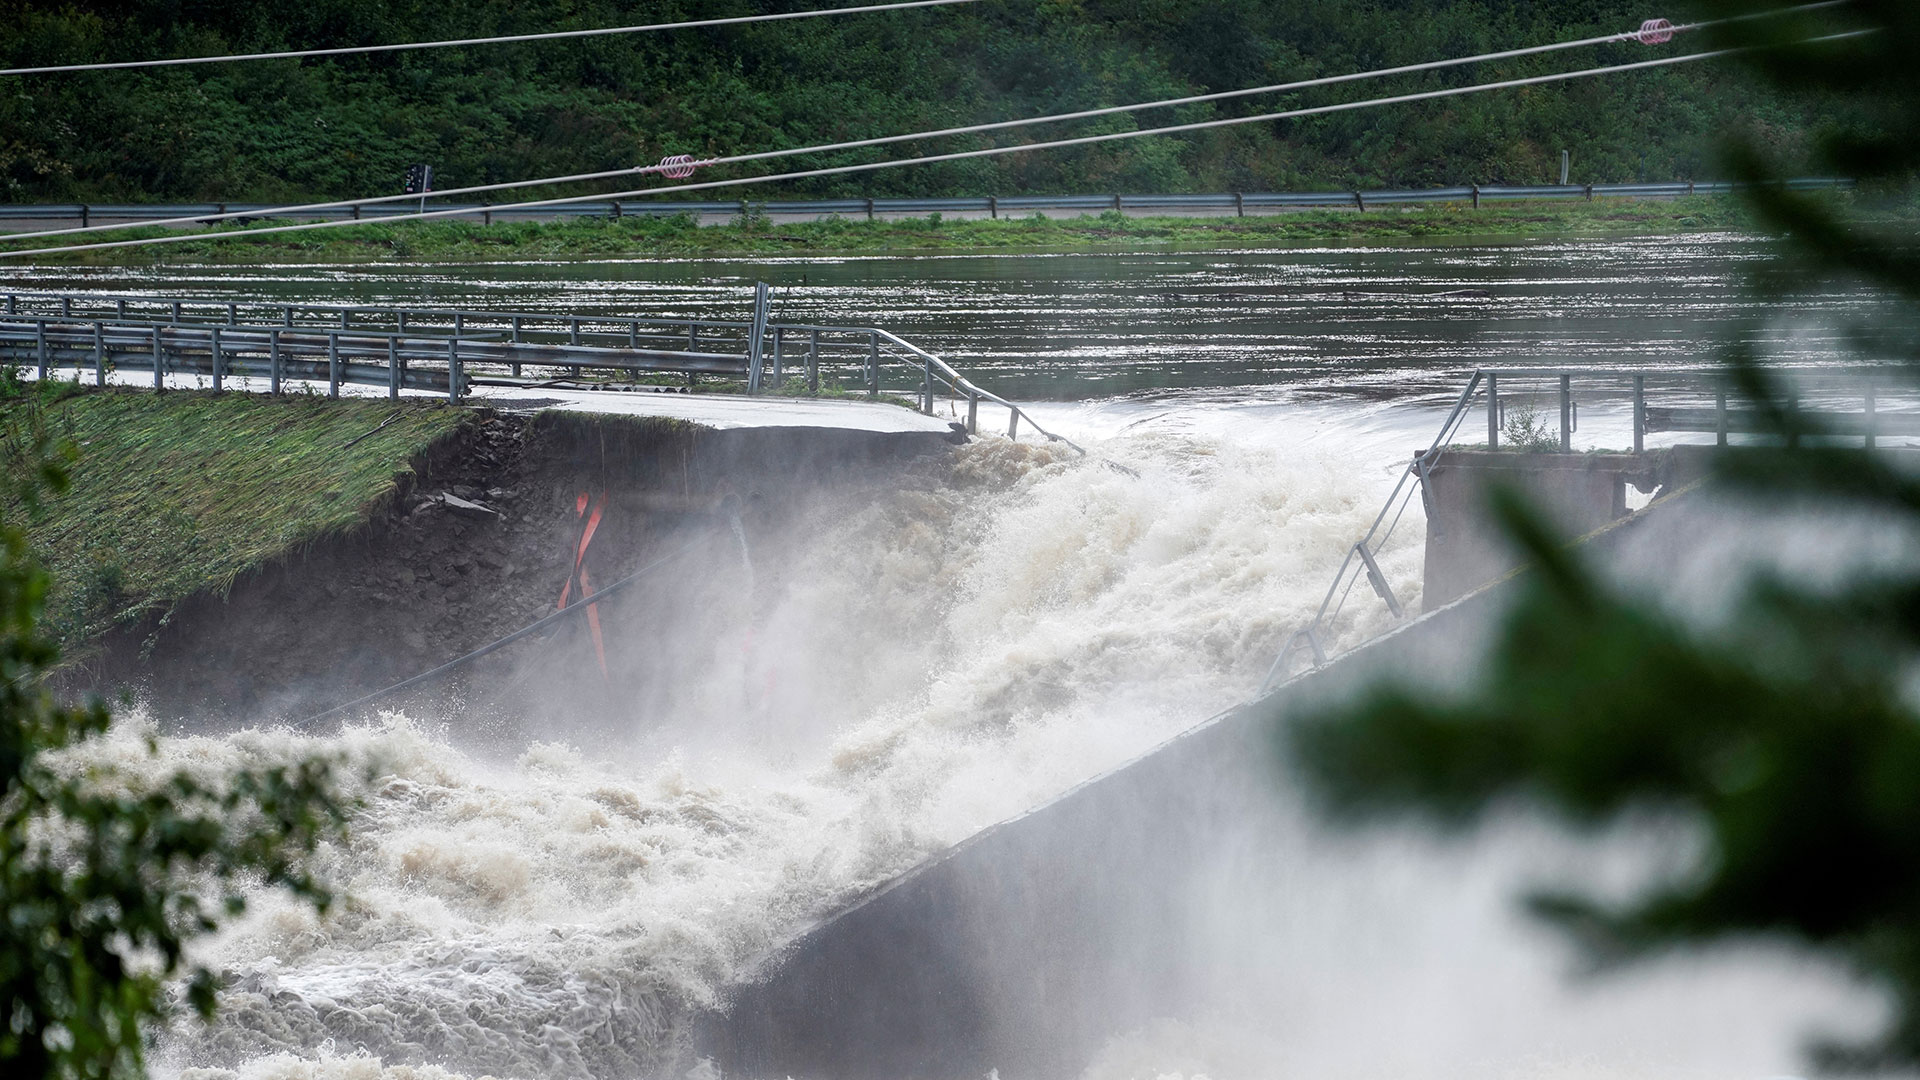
[0,180,1853,227]
[0,319,482,398]
[0,287,1079,448]
[1260,363,1920,689]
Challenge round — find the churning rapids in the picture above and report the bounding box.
[110,430,1412,1080]
[89,425,1868,1080]
[31,236,1896,1079]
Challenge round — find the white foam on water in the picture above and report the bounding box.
[138,426,1417,1080]
[128,407,1886,1080]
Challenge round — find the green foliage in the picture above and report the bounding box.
[0,408,351,1080]
[1285,1,1920,1068]
[1289,465,1920,1067]
[0,1,1848,203]
[1498,398,1560,452]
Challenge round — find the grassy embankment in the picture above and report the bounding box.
[3,196,1766,265]
[0,380,469,650]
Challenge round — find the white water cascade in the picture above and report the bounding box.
[87,417,1872,1080]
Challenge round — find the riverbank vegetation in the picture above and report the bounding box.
[1,2,1846,205]
[5,195,1767,264]
[0,380,468,649]
[0,387,350,1080]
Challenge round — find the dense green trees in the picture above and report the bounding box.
[0,1,1839,202]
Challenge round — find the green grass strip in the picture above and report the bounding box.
[0,196,1772,265]
[1,383,469,648]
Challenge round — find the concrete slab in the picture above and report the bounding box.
[468,384,960,433]
[27,367,963,435]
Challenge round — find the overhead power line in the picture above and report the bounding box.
[0,28,1869,260]
[0,0,980,77]
[0,48,1751,260]
[5,7,1785,245]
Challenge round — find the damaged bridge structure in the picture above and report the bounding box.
[0,285,1072,444]
[28,285,1897,1077]
[1267,363,1920,680]
[699,362,1920,1080]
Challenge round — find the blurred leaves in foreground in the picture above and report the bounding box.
[1286,1,1920,1069]
[0,399,350,1080]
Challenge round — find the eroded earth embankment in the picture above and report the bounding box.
[72,408,958,730]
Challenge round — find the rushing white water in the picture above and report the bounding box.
[22,238,1895,1079]
[129,424,1420,1080]
[92,401,1879,1080]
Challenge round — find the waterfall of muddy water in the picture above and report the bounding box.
[118,430,1418,1080]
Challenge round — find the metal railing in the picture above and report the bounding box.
[0,286,1080,448]
[0,318,479,398]
[0,180,1852,228]
[1260,363,1920,690]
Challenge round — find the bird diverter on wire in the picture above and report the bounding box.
[1636,18,1676,45]
[650,155,707,179]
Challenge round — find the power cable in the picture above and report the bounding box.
[7,4,1837,245]
[0,0,981,77]
[1,31,1871,260]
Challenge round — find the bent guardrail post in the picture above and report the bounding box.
[1486,371,1499,448]
[1559,373,1573,451]
[745,283,770,395]
[867,327,1084,454]
[1264,371,1484,688]
[1633,375,1645,453]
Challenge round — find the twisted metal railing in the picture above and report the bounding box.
[1260,363,1920,691]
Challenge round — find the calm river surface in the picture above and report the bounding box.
[3,232,1896,408]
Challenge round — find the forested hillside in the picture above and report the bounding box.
[0,0,1834,203]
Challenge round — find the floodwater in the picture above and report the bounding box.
[13,234,1899,1080]
[5,232,1891,404]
